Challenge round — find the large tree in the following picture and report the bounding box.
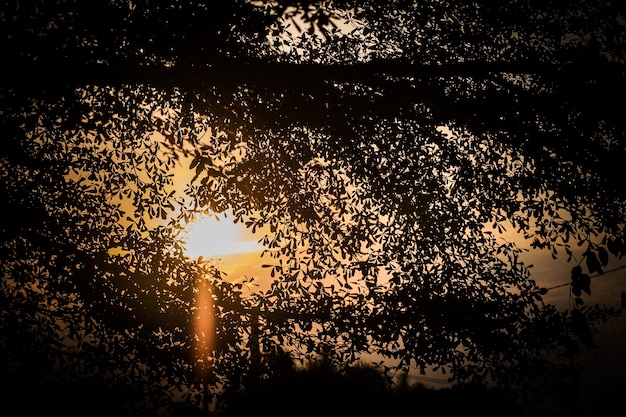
[2,0,625,415]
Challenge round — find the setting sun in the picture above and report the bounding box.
[183,212,264,259]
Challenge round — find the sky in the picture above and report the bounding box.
[167,111,626,415]
[182,199,626,308]
[184,212,264,258]
[180,201,626,413]
[182,213,272,289]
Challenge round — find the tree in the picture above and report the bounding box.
[2,0,625,415]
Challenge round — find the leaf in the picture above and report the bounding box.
[189,155,200,169]
[597,247,609,267]
[585,251,603,275]
[607,237,619,256]
[579,274,591,296]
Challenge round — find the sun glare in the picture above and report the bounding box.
[193,279,214,379]
[184,213,264,259]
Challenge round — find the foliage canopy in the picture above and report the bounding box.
[2,0,626,415]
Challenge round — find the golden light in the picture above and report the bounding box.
[187,212,266,380]
[184,211,272,290]
[183,212,264,259]
[193,278,214,379]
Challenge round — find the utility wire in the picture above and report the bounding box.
[544,264,626,292]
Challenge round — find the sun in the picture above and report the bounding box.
[183,212,264,259]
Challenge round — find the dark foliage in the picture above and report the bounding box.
[216,360,524,417]
[2,1,625,416]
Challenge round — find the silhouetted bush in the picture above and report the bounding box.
[216,361,524,417]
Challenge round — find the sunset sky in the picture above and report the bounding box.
[4,2,626,416]
[181,196,626,310]
[180,205,626,406]
[183,212,272,289]
[159,97,626,413]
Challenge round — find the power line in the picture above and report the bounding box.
[544,264,626,292]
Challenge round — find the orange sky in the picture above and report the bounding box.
[177,182,626,409]
[166,129,626,404]
[183,209,626,309]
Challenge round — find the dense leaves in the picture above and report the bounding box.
[2,1,626,415]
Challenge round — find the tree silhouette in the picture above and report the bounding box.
[2,1,625,415]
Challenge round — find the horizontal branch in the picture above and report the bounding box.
[3,57,572,93]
